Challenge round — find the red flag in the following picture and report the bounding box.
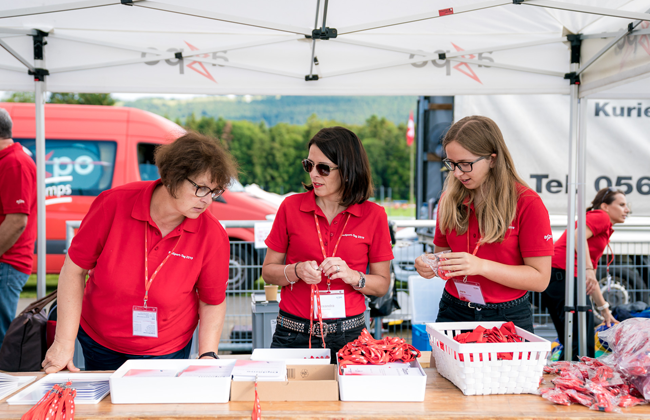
[406,111,415,146]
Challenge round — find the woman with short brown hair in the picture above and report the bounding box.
[262,127,393,357]
[43,132,238,372]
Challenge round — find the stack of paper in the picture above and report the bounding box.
[231,360,287,382]
[178,365,234,378]
[123,369,178,378]
[7,373,111,405]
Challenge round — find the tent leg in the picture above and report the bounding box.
[564,64,579,361]
[576,98,589,358]
[35,80,46,299]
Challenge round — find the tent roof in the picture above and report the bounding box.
[0,0,649,97]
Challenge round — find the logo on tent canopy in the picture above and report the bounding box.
[410,43,492,84]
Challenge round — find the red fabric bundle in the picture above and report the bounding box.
[451,322,525,361]
[337,328,421,372]
[21,382,76,420]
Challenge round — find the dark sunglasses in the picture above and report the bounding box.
[599,187,619,205]
[302,159,339,177]
[186,177,224,198]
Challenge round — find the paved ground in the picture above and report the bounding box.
[16,298,36,316]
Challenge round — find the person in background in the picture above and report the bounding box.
[414,115,553,333]
[0,108,37,348]
[542,187,627,359]
[42,132,237,372]
[262,127,393,359]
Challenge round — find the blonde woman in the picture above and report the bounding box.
[414,116,553,332]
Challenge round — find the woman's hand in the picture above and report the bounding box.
[601,309,617,327]
[296,260,321,285]
[438,252,485,278]
[414,255,436,279]
[320,257,359,287]
[42,338,79,374]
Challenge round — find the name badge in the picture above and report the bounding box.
[133,306,158,337]
[453,281,486,305]
[315,290,346,319]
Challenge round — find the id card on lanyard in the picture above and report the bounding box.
[452,209,486,305]
[133,223,182,338]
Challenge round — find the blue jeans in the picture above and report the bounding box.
[0,263,29,347]
[77,326,193,371]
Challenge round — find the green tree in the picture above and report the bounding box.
[4,92,35,102]
[49,93,115,105]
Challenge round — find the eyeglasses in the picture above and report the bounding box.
[302,159,339,177]
[186,178,224,198]
[442,156,489,173]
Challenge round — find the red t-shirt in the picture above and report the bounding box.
[0,143,37,274]
[434,185,554,303]
[68,180,229,355]
[551,209,613,273]
[265,191,394,319]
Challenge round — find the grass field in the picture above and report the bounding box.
[382,204,415,219]
[21,274,59,298]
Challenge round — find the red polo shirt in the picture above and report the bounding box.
[434,185,553,303]
[68,180,229,355]
[265,191,394,319]
[552,209,613,273]
[0,143,37,274]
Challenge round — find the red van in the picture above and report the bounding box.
[0,102,277,289]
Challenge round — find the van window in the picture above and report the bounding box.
[138,143,160,181]
[19,139,117,196]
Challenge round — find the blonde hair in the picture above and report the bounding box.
[438,116,527,244]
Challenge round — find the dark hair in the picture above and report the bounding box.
[587,187,624,212]
[0,108,12,139]
[155,131,238,199]
[303,127,373,207]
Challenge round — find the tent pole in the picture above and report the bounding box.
[576,97,589,357]
[35,79,46,298]
[564,61,579,361]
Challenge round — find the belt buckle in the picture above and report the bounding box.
[468,302,482,311]
[311,323,328,338]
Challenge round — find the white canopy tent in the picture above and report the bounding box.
[1,0,649,359]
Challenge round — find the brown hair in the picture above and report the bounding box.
[155,131,238,198]
[437,116,527,244]
[303,127,373,207]
[587,187,625,212]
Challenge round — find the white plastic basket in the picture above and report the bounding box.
[426,321,550,396]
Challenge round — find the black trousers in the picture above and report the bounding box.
[541,267,595,360]
[436,290,535,334]
[271,310,366,364]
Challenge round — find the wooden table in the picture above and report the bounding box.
[1,369,650,420]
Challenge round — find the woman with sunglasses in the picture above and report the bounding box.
[541,187,629,359]
[262,127,393,358]
[414,116,553,333]
[42,132,237,373]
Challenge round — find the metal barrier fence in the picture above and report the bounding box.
[66,220,650,352]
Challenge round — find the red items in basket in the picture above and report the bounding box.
[21,382,76,420]
[451,322,524,361]
[337,328,421,372]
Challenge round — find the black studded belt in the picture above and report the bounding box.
[277,312,366,338]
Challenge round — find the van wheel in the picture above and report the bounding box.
[228,245,261,291]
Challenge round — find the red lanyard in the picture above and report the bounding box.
[314,213,351,291]
[605,242,614,276]
[308,212,351,349]
[460,207,481,282]
[144,223,182,308]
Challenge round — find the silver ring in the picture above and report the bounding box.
[336,265,340,272]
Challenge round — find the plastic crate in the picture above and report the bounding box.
[411,324,432,351]
[426,321,550,396]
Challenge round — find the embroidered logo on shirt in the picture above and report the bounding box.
[341,233,365,239]
[16,199,25,205]
[508,226,515,230]
[169,251,194,260]
[544,234,552,241]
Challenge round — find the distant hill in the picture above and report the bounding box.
[119,96,418,126]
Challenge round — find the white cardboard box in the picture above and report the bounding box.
[7,373,111,405]
[110,359,235,404]
[251,348,331,365]
[337,359,427,402]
